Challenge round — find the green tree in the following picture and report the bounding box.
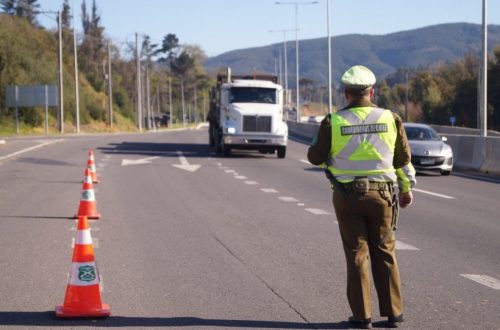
[79,0,105,91]
[0,0,16,14]
[15,0,39,26]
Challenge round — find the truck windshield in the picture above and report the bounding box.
[229,87,277,104]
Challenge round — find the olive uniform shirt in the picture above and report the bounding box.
[307,99,412,182]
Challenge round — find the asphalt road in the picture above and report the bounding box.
[0,128,499,329]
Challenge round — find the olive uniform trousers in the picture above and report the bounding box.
[332,185,403,320]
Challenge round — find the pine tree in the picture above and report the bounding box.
[0,0,16,15]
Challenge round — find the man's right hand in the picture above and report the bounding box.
[398,191,413,208]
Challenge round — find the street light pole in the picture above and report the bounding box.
[479,0,488,137]
[327,0,332,114]
[57,10,64,133]
[275,1,318,122]
[269,28,295,105]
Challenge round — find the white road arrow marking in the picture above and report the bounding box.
[461,274,500,290]
[172,150,200,172]
[121,156,160,166]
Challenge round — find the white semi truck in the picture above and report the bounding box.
[207,68,288,158]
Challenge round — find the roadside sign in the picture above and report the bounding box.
[5,85,58,107]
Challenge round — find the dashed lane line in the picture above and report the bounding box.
[279,196,299,202]
[261,188,279,193]
[396,240,419,250]
[235,176,248,180]
[461,274,500,290]
[244,181,258,185]
[305,208,331,215]
[300,159,311,165]
[412,188,455,199]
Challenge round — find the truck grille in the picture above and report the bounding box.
[243,116,272,132]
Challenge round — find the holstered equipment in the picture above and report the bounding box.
[325,169,347,198]
[388,183,399,231]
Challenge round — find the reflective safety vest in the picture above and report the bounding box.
[327,107,398,182]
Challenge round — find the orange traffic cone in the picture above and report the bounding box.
[56,216,110,318]
[87,149,99,183]
[75,168,101,219]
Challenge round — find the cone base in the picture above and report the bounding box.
[55,304,110,318]
[73,214,101,220]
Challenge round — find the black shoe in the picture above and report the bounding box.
[387,314,404,328]
[348,316,372,329]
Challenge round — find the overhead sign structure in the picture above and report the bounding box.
[5,85,58,135]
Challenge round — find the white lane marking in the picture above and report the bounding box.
[396,240,419,250]
[245,181,258,185]
[235,176,247,179]
[0,139,63,162]
[413,188,455,199]
[297,203,305,206]
[305,208,331,215]
[300,159,311,165]
[334,220,338,224]
[225,169,236,174]
[261,188,278,193]
[279,196,299,202]
[461,274,500,290]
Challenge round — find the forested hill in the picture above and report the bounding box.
[204,23,500,85]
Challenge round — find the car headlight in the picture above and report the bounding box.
[227,127,236,134]
[442,145,453,157]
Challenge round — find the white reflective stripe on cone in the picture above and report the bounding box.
[75,229,92,245]
[68,262,100,286]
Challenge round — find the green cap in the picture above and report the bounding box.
[340,65,376,89]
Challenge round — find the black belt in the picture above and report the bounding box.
[341,181,391,191]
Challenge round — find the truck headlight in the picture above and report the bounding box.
[227,127,236,134]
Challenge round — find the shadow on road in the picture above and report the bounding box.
[98,142,276,160]
[99,142,211,158]
[0,311,355,329]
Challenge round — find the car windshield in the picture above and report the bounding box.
[405,126,441,141]
[229,87,277,104]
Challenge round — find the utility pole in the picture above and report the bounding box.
[479,0,488,137]
[57,10,64,133]
[405,70,409,122]
[72,4,80,133]
[107,41,113,127]
[194,84,198,123]
[169,76,173,125]
[181,77,186,126]
[327,0,332,114]
[275,1,318,122]
[146,64,151,130]
[135,33,142,131]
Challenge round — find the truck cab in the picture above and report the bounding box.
[208,69,288,158]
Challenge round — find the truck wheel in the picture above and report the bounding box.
[222,144,231,157]
[215,131,222,154]
[277,146,286,159]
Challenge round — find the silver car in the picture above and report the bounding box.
[403,123,453,175]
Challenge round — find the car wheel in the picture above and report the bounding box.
[440,170,451,176]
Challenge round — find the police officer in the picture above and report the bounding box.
[307,65,416,329]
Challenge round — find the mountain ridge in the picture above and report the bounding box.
[204,23,500,85]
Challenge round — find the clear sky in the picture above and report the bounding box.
[36,0,500,57]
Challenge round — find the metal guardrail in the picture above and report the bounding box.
[288,121,500,176]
